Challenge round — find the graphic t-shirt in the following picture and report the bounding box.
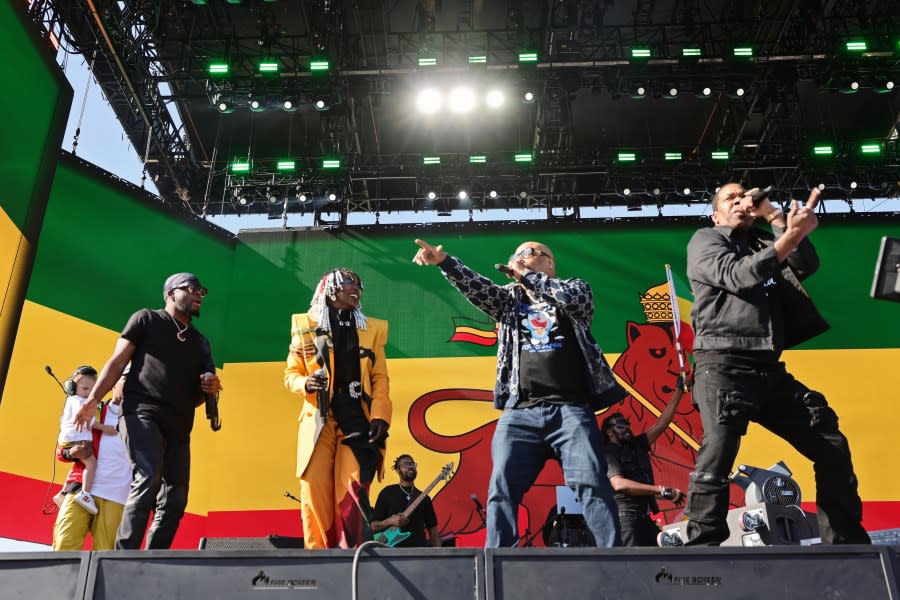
[516,300,588,407]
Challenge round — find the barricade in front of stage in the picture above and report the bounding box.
[1,544,898,599]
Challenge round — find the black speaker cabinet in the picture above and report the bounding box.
[0,551,90,600]
[84,548,484,600]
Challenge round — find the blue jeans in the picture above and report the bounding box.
[486,402,621,547]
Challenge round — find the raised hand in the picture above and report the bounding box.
[786,187,820,238]
[412,239,447,266]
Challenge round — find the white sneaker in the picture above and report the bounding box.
[73,492,99,515]
[52,490,65,507]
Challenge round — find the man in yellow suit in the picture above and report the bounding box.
[285,268,391,548]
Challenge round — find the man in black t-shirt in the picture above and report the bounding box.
[371,455,441,547]
[601,383,687,546]
[75,272,221,549]
[413,239,625,548]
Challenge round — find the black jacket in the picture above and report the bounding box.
[687,223,829,352]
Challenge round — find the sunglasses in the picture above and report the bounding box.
[611,421,630,430]
[510,247,551,261]
[176,285,208,297]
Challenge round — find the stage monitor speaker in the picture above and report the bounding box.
[198,535,304,550]
[871,236,900,302]
[85,548,485,600]
[1,551,90,599]
[723,502,819,547]
[486,546,897,600]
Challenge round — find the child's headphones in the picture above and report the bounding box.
[63,365,97,396]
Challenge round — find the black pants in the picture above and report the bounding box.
[116,413,191,549]
[619,510,660,547]
[684,360,870,545]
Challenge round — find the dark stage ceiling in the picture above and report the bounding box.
[29,0,900,224]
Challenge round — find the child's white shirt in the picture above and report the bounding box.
[58,394,94,444]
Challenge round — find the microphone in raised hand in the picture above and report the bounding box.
[494,263,514,278]
[747,185,776,207]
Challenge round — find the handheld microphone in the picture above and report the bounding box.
[202,372,222,432]
[44,365,67,395]
[494,263,514,277]
[747,185,775,206]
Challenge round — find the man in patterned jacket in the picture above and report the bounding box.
[413,239,625,547]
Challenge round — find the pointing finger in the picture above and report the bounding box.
[414,239,432,251]
[805,187,821,212]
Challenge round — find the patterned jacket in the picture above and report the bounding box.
[438,256,626,411]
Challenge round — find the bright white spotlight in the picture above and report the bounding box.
[489,190,498,198]
[416,88,442,115]
[683,187,691,195]
[458,190,468,200]
[328,192,337,201]
[519,191,528,199]
[668,87,679,97]
[850,81,860,91]
[850,181,858,189]
[735,87,745,97]
[652,187,661,196]
[238,196,247,205]
[623,188,631,196]
[817,183,825,190]
[523,91,535,103]
[486,89,505,108]
[315,99,327,110]
[702,87,712,96]
[449,87,476,113]
[297,194,307,203]
[427,191,437,200]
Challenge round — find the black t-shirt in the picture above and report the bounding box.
[371,484,438,547]
[605,433,658,514]
[120,308,215,438]
[516,299,589,407]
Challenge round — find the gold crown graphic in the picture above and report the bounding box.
[639,283,673,323]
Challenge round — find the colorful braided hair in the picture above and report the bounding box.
[309,268,368,332]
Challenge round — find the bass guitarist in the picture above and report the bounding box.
[371,455,442,547]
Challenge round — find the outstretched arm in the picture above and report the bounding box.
[645,382,687,445]
[76,338,135,430]
[412,238,510,321]
[608,475,685,505]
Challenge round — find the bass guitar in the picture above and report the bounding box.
[374,462,454,546]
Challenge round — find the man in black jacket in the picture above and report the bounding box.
[679,184,869,546]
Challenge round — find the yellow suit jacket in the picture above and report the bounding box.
[284,313,391,478]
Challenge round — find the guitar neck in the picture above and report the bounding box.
[400,473,443,518]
